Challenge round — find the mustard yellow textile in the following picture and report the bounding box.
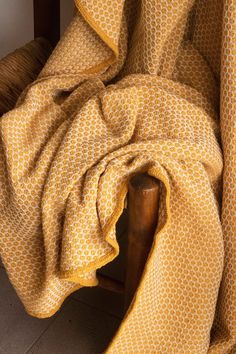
[0,0,235,352]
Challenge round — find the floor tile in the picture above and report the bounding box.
[0,268,56,354]
[27,299,121,354]
[72,286,124,319]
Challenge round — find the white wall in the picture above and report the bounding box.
[0,0,74,59]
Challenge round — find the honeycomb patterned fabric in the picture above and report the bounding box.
[0,0,235,352]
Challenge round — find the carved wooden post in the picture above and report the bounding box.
[34,0,60,46]
[125,174,160,310]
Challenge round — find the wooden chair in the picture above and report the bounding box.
[33,0,160,311]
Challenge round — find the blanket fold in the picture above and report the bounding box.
[0,0,235,353]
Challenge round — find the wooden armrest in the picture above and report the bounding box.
[125,173,160,309]
[97,173,160,312]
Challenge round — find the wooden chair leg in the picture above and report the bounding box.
[124,173,160,311]
[97,273,124,294]
[34,0,60,46]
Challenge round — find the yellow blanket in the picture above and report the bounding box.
[0,0,235,352]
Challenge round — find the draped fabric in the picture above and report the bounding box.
[0,0,235,352]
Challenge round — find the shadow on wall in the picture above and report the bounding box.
[0,0,74,59]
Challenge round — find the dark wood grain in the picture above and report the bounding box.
[34,0,60,46]
[124,173,160,310]
[97,274,124,294]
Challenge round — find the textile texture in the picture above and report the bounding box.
[0,0,235,352]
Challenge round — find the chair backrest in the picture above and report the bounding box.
[33,0,60,46]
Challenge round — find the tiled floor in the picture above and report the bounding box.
[0,266,123,354]
[0,213,128,354]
